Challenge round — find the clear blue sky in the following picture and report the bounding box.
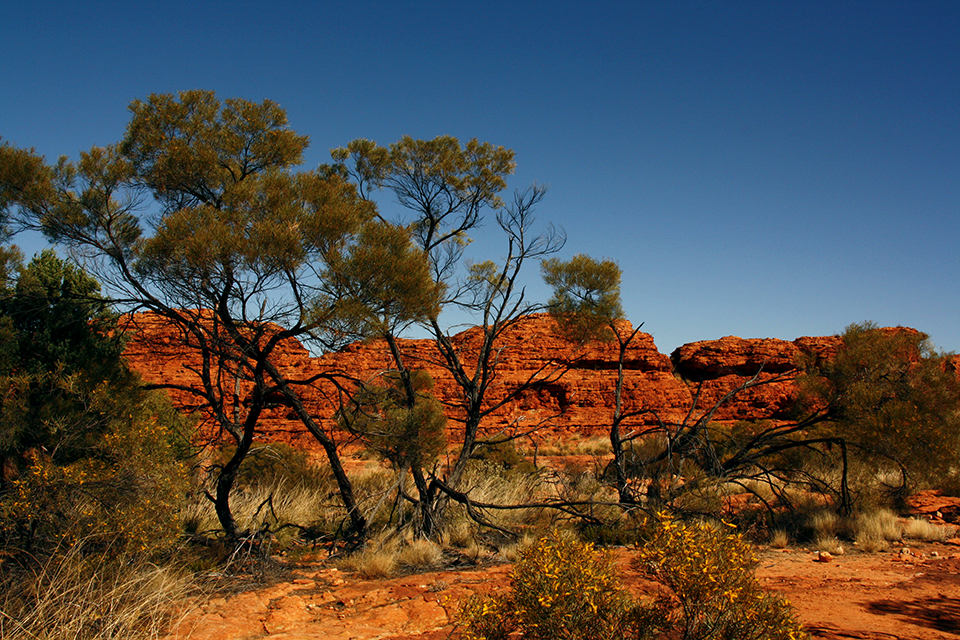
[3,1,958,354]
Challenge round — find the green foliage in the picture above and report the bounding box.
[341,370,447,470]
[1,390,189,555]
[328,220,443,336]
[0,138,54,241]
[634,515,808,640]
[0,253,188,555]
[331,135,517,273]
[459,531,638,640]
[796,322,960,491]
[122,90,309,212]
[470,440,536,474]
[214,442,325,492]
[332,135,515,214]
[541,253,624,344]
[0,251,130,469]
[1,250,121,377]
[461,520,808,640]
[2,91,447,539]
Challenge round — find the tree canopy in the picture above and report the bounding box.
[796,322,960,492]
[0,91,441,540]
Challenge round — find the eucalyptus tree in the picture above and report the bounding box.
[541,253,647,504]
[542,254,818,511]
[331,136,566,537]
[2,91,437,541]
[541,255,817,511]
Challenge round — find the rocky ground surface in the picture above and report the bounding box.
[162,538,960,640]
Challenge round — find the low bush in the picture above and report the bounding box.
[460,519,809,640]
[0,390,189,557]
[459,531,637,640]
[634,514,808,640]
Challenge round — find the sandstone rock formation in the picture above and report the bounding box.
[121,312,869,452]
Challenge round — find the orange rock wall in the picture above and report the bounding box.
[123,312,846,450]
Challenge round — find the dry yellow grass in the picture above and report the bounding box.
[397,538,444,570]
[0,544,198,640]
[851,508,900,553]
[768,529,790,549]
[902,517,954,542]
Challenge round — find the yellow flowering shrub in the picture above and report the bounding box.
[459,519,808,640]
[459,531,638,640]
[0,391,188,556]
[634,514,807,640]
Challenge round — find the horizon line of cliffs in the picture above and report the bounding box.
[121,312,914,451]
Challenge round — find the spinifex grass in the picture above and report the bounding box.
[0,542,198,640]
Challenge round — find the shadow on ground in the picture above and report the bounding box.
[865,595,960,634]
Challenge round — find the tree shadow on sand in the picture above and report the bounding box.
[865,595,960,634]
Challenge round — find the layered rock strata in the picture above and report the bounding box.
[122,313,848,449]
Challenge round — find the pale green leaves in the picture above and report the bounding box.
[0,139,56,226]
[331,135,516,260]
[340,370,447,469]
[122,90,309,211]
[325,221,443,337]
[797,321,960,487]
[541,253,625,343]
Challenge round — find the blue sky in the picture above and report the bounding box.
[3,1,958,354]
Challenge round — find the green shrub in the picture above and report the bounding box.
[214,442,327,492]
[460,519,808,640]
[634,514,807,640]
[470,439,536,474]
[459,530,637,640]
[0,390,188,556]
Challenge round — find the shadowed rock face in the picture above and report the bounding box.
[122,312,860,449]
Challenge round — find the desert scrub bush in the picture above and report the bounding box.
[458,530,639,640]
[634,514,808,640]
[470,440,537,474]
[0,390,189,556]
[218,443,328,491]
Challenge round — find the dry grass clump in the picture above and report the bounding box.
[809,510,844,554]
[851,509,901,553]
[902,517,955,542]
[181,478,344,547]
[336,545,398,579]
[574,436,612,456]
[397,538,444,570]
[337,533,446,578]
[809,510,839,540]
[0,544,197,640]
[768,529,790,549]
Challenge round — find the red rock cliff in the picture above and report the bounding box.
[121,313,856,449]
